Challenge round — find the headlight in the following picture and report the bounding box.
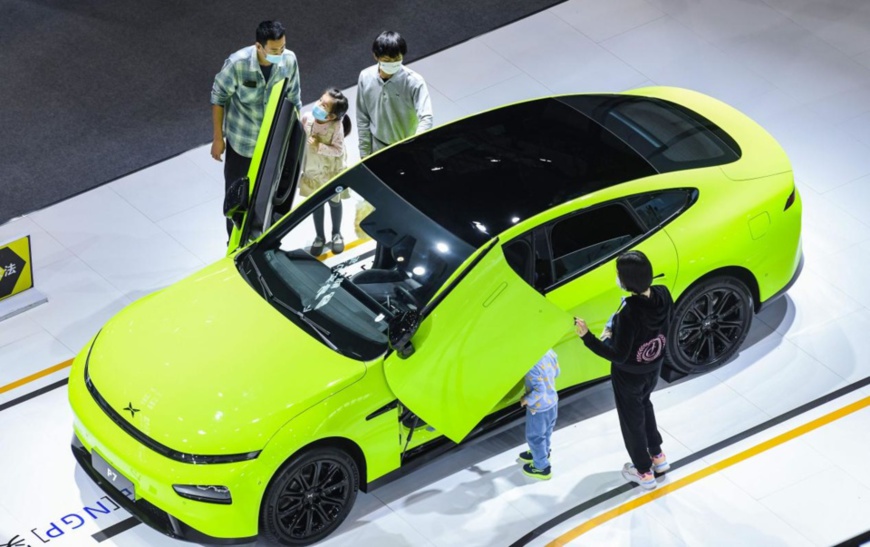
[172,484,232,504]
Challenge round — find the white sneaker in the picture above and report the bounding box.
[651,452,670,473]
[622,463,656,490]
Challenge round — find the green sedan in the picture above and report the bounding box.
[68,81,802,545]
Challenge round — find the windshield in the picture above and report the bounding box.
[242,165,477,360]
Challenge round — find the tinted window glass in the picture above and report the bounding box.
[503,239,534,285]
[629,190,689,228]
[364,98,655,246]
[559,95,741,173]
[550,204,643,283]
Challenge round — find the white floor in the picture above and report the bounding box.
[3,0,870,545]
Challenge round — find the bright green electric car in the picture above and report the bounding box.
[69,81,802,545]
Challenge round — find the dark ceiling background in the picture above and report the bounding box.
[0,0,564,223]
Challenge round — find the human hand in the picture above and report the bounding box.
[574,317,589,336]
[520,399,527,408]
[307,136,316,146]
[210,138,225,161]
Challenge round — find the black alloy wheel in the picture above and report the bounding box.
[261,447,359,546]
[665,277,753,374]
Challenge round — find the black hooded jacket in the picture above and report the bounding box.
[580,285,674,375]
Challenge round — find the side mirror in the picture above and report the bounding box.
[223,177,249,228]
[389,310,419,359]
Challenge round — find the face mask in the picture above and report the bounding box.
[265,52,283,64]
[312,105,329,121]
[379,60,403,75]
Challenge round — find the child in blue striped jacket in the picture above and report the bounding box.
[518,349,559,480]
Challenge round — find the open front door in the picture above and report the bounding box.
[226,78,305,253]
[384,243,573,443]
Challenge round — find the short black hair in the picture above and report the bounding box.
[616,250,653,294]
[372,30,407,58]
[256,21,285,46]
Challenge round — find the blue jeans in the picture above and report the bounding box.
[525,405,558,470]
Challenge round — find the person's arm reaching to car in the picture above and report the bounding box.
[575,315,634,364]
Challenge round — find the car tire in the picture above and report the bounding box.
[665,276,753,374]
[261,446,359,546]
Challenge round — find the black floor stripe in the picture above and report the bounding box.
[0,378,68,412]
[509,373,870,546]
[92,517,140,542]
[832,528,870,547]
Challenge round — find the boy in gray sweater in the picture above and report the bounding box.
[356,31,433,157]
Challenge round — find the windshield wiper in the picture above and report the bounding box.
[245,254,339,352]
[270,297,339,352]
[245,252,273,299]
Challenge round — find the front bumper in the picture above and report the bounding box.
[71,434,254,545]
[68,350,264,543]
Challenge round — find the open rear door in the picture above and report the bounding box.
[384,243,573,443]
[227,78,305,253]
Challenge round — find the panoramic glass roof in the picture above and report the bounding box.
[363,95,737,246]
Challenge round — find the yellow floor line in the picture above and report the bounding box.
[318,236,372,261]
[549,393,870,546]
[0,358,73,395]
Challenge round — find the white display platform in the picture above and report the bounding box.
[0,288,47,322]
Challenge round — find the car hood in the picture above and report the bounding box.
[86,257,366,456]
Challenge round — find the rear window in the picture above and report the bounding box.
[559,95,741,173]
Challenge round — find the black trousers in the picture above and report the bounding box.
[224,140,252,237]
[611,365,663,474]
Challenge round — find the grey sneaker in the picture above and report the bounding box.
[310,236,325,256]
[331,233,345,254]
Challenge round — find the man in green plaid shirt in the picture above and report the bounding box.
[210,20,302,236]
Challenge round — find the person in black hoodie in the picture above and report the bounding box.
[574,250,673,490]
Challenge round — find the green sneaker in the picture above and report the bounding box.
[522,463,551,480]
[517,450,550,464]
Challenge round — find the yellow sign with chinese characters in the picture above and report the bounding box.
[0,235,34,302]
